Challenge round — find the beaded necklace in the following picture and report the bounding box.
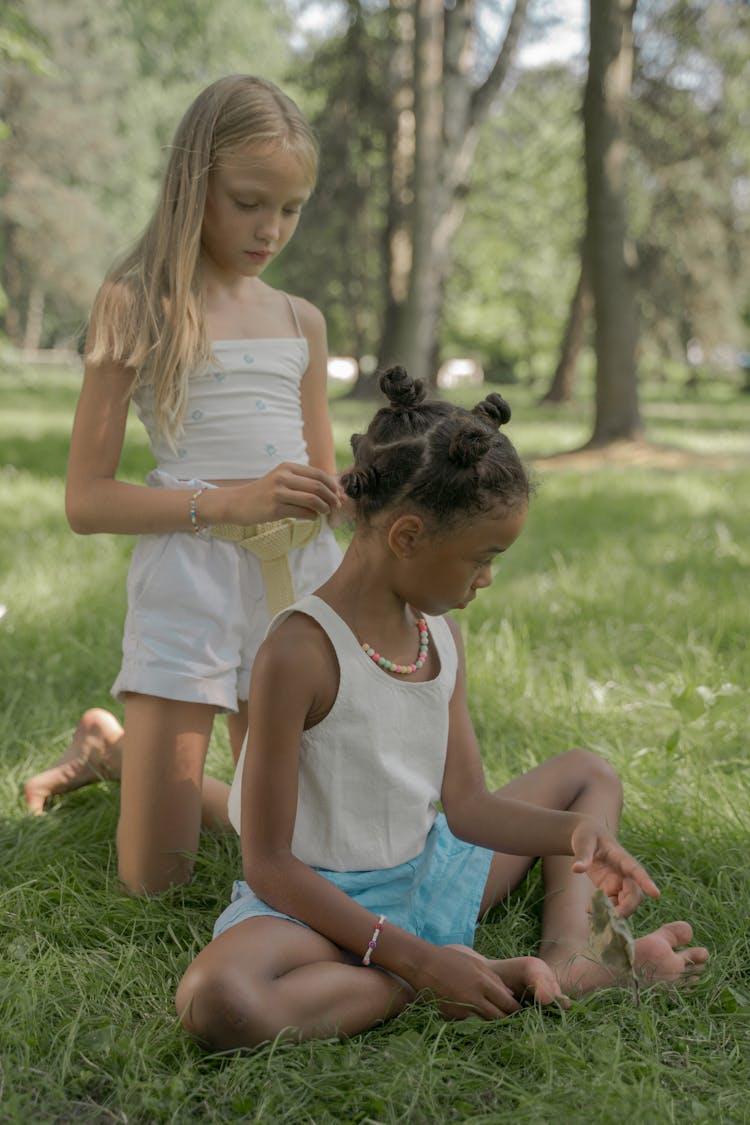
[361,617,429,675]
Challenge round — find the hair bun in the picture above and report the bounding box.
[447,419,493,468]
[341,465,378,500]
[379,366,426,411]
[472,393,511,429]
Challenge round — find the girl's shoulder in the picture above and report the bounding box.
[286,293,325,337]
[90,276,137,326]
[254,607,339,722]
[263,605,335,667]
[85,276,142,372]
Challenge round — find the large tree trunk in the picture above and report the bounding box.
[374,0,529,390]
[583,0,642,445]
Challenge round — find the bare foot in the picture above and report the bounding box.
[551,921,709,997]
[23,708,124,814]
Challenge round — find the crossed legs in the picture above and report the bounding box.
[176,749,708,1050]
[176,919,414,1050]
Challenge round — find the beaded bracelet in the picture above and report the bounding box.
[189,486,206,534]
[362,914,386,966]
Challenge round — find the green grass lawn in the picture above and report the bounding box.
[1,362,749,1123]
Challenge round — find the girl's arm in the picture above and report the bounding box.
[440,619,659,911]
[296,298,337,477]
[66,354,199,535]
[240,616,535,1019]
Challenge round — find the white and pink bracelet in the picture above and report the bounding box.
[362,914,386,966]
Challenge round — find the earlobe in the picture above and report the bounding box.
[387,514,426,559]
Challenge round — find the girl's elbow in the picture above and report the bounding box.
[65,498,93,534]
[66,515,90,535]
[442,792,483,843]
[442,806,469,843]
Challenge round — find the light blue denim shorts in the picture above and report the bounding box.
[213,814,494,948]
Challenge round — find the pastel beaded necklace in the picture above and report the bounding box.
[362,617,430,675]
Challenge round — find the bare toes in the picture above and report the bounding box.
[681,947,709,973]
[23,781,48,815]
[656,920,694,947]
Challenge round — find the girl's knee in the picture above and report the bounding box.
[564,748,623,801]
[176,958,276,1051]
[117,850,194,897]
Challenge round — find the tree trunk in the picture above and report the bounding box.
[23,282,45,353]
[583,0,642,445]
[391,0,444,382]
[540,252,592,404]
[374,0,415,373]
[2,223,24,347]
[374,0,529,391]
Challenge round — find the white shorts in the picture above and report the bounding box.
[111,472,343,711]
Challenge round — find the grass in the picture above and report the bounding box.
[1,362,749,1123]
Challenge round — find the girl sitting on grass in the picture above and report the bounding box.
[176,367,708,1048]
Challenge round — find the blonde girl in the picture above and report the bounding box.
[24,75,345,895]
[176,367,708,1048]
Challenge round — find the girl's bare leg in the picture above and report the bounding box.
[24,704,231,831]
[479,749,708,995]
[117,694,229,895]
[176,917,413,1049]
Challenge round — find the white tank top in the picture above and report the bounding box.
[228,595,459,871]
[132,295,310,479]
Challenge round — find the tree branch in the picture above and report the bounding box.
[470,0,530,123]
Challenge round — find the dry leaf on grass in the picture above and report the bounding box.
[588,889,640,1007]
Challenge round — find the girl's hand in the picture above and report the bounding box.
[570,817,660,917]
[410,946,565,1020]
[229,463,343,523]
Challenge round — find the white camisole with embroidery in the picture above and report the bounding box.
[133,292,310,480]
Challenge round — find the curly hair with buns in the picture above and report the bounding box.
[341,366,531,528]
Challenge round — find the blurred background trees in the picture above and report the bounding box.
[1,0,748,443]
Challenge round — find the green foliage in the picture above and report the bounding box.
[1,365,749,1121]
[630,0,750,362]
[2,0,748,397]
[274,3,391,359]
[445,65,585,386]
[1,0,145,345]
[0,0,51,72]
[0,0,292,349]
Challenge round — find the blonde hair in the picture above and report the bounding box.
[87,75,319,443]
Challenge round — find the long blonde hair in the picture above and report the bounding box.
[87,75,319,443]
